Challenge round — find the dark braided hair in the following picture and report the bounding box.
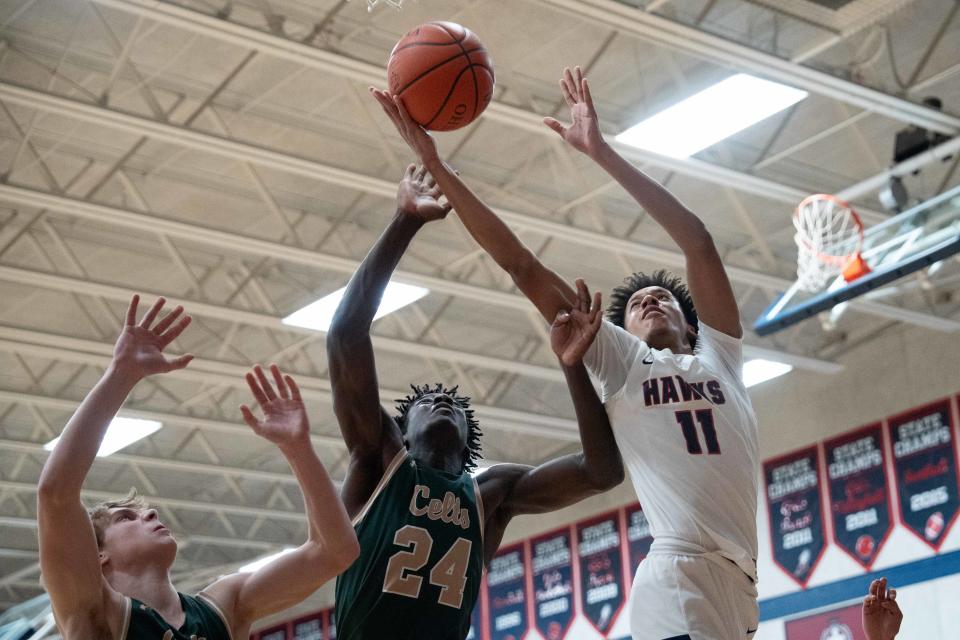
[606,270,699,349]
[395,383,483,473]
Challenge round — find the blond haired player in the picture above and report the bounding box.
[37,295,359,639]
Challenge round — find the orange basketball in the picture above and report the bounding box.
[387,22,495,132]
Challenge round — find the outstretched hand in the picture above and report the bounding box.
[371,87,440,164]
[240,364,310,449]
[543,66,606,158]
[862,577,902,640]
[551,279,603,367]
[397,163,452,222]
[112,295,194,382]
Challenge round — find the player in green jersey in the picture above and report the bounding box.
[328,165,624,640]
[37,295,359,640]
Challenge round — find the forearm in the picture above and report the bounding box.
[591,143,710,251]
[38,366,137,499]
[424,158,575,319]
[279,443,357,554]
[329,210,423,335]
[423,158,531,272]
[562,362,622,487]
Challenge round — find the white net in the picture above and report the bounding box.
[793,195,863,292]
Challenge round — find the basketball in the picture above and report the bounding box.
[387,22,494,131]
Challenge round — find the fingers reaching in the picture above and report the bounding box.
[253,365,278,402]
[239,404,260,430]
[138,297,166,330]
[245,371,270,407]
[125,295,139,327]
[157,315,192,349]
[270,363,289,399]
[163,353,194,372]
[285,375,302,402]
[590,291,603,327]
[542,116,567,138]
[152,305,183,335]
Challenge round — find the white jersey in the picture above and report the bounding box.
[585,320,759,580]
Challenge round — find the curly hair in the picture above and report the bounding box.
[395,383,483,473]
[606,270,699,349]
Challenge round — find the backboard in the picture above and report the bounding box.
[754,184,960,336]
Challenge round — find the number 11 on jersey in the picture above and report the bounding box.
[675,409,720,454]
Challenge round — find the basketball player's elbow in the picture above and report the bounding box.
[582,453,624,491]
[307,534,360,578]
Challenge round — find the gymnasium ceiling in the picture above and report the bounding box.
[0,0,958,610]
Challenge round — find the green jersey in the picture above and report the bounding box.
[335,450,485,640]
[121,592,232,640]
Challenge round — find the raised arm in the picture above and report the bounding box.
[545,66,741,338]
[371,88,576,324]
[202,366,359,635]
[479,281,623,557]
[327,165,451,512]
[37,296,193,635]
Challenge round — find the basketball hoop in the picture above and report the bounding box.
[794,194,871,292]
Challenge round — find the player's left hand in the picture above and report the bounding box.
[371,87,440,164]
[862,577,902,640]
[550,278,603,366]
[396,163,452,222]
[543,66,606,158]
[241,364,310,449]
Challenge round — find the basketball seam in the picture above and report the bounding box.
[430,22,467,44]
[445,25,482,124]
[393,46,486,97]
[425,64,488,130]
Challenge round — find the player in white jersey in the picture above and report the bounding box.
[372,66,759,639]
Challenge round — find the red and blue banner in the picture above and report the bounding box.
[530,526,575,640]
[325,609,335,640]
[624,503,653,579]
[824,423,893,569]
[258,625,289,640]
[576,510,626,635]
[784,602,866,640]
[292,612,324,640]
[888,398,960,550]
[486,542,529,640]
[764,445,827,587]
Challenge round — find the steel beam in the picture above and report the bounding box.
[80,0,901,205]
[544,0,959,133]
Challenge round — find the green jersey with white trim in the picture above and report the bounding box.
[335,450,484,640]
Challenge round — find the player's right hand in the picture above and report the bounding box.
[240,364,310,450]
[543,66,606,159]
[396,163,452,223]
[550,279,603,366]
[862,577,902,640]
[371,87,441,164]
[111,295,194,382]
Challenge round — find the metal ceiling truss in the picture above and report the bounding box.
[1,84,955,335]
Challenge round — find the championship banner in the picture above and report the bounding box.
[486,542,530,640]
[784,602,866,640]
[824,423,893,569]
[466,583,484,640]
[576,511,626,635]
[530,527,575,640]
[325,609,336,640]
[292,612,324,640]
[259,626,289,640]
[624,503,653,578]
[888,398,960,550]
[764,445,827,587]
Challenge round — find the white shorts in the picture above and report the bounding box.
[628,552,759,640]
